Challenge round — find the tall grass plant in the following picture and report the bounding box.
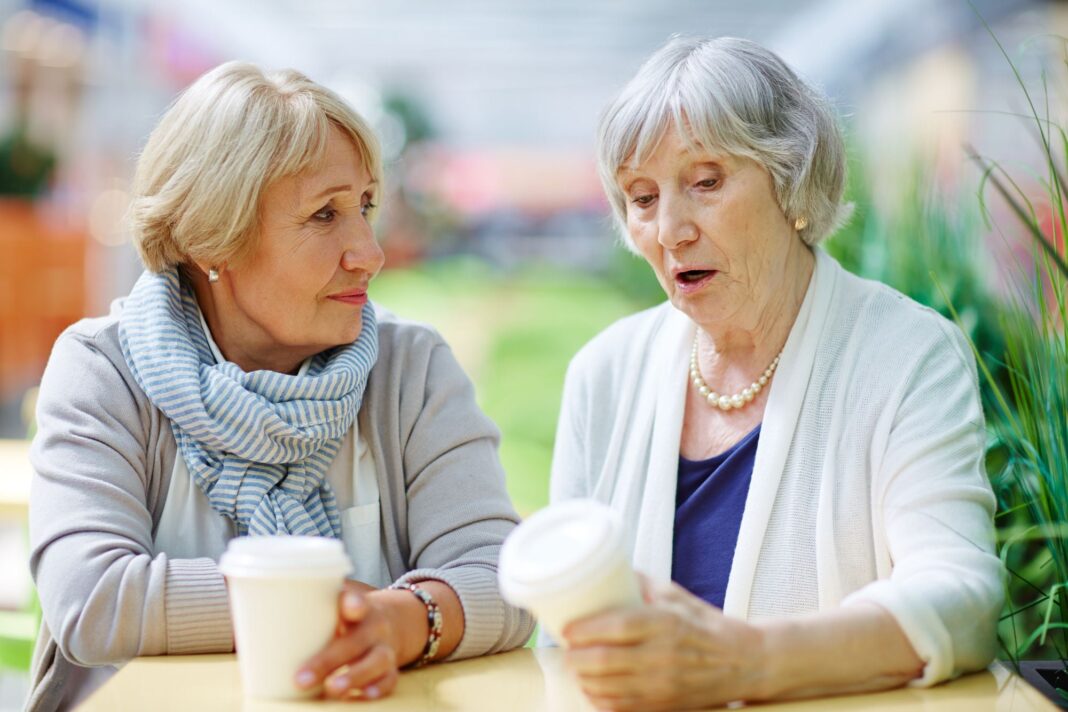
[945,16,1068,676]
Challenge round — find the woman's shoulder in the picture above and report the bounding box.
[38,310,155,423]
[366,304,468,406]
[48,310,132,379]
[33,310,170,485]
[372,304,448,358]
[830,260,974,371]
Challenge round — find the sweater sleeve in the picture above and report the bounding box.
[28,327,233,667]
[394,339,535,660]
[841,320,1003,686]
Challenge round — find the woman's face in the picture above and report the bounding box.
[619,127,801,333]
[214,125,383,367]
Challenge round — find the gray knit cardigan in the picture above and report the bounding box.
[26,306,534,711]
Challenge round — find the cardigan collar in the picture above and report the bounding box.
[630,248,840,618]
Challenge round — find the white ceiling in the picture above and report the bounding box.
[99,0,1051,147]
[161,0,825,147]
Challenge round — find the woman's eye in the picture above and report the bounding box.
[360,200,377,217]
[697,178,719,189]
[631,194,656,206]
[312,205,336,222]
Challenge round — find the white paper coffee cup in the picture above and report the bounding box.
[498,499,642,643]
[219,535,352,700]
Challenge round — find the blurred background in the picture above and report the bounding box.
[1,0,1067,706]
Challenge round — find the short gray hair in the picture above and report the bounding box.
[597,36,851,249]
[130,61,382,272]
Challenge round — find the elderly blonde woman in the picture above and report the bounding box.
[27,61,533,711]
[549,36,1003,710]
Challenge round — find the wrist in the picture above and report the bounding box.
[746,618,794,702]
[372,589,428,667]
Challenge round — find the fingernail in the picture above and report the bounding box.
[295,670,316,688]
[363,685,380,699]
[329,675,349,692]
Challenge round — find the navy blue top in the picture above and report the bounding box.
[671,424,761,609]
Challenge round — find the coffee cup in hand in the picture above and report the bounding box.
[498,499,642,643]
[219,535,352,700]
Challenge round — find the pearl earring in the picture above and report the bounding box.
[794,216,809,231]
[208,268,220,283]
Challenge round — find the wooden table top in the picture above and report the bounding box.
[78,647,1057,712]
[0,439,31,520]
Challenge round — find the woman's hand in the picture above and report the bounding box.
[563,575,767,711]
[293,579,465,700]
[293,581,414,700]
[564,575,925,710]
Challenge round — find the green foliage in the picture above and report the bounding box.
[372,257,650,516]
[967,242,1068,664]
[943,18,1068,668]
[0,124,56,197]
[382,92,436,147]
[602,245,671,310]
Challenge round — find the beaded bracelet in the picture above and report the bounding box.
[389,582,442,667]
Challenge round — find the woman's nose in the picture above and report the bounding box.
[340,219,385,274]
[657,195,699,249]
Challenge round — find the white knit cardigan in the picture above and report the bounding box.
[548,249,1003,686]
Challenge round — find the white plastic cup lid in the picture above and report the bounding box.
[218,535,353,579]
[499,499,626,605]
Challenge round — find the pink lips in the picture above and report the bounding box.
[672,268,718,294]
[327,289,368,306]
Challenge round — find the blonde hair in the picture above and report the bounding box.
[129,61,382,272]
[598,36,851,250]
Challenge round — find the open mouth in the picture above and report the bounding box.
[676,269,715,284]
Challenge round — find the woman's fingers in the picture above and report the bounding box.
[586,692,667,712]
[357,666,400,701]
[580,667,714,712]
[322,644,398,699]
[293,587,407,699]
[336,580,375,625]
[340,589,370,623]
[566,645,644,676]
[564,607,663,647]
[578,672,677,706]
[335,580,376,631]
[295,617,384,689]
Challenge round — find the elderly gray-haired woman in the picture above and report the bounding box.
[27,61,533,711]
[549,36,1002,710]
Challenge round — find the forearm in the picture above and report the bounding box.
[34,546,232,664]
[752,602,924,701]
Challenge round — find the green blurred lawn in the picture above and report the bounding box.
[372,256,657,516]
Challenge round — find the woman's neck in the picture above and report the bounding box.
[695,245,815,381]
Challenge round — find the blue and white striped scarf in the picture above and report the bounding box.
[118,269,378,538]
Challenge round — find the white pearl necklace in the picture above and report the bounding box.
[689,335,782,411]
